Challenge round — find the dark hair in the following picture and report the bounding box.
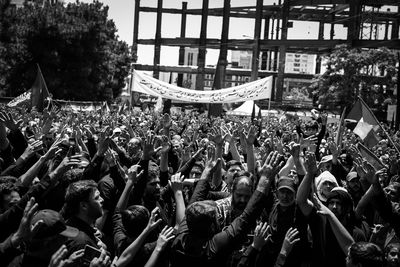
[186,200,219,238]
[0,176,18,185]
[0,182,18,207]
[226,160,243,171]
[121,205,150,238]
[63,180,98,218]
[305,121,318,130]
[385,242,400,255]
[232,171,253,192]
[349,242,384,267]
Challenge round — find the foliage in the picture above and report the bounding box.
[0,0,132,101]
[313,45,397,110]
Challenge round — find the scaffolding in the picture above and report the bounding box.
[132,0,400,107]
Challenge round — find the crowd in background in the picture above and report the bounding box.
[0,104,399,267]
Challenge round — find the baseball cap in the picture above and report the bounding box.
[346,172,358,182]
[318,155,333,167]
[277,177,296,193]
[31,209,79,240]
[113,128,122,134]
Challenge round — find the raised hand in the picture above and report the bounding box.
[209,126,225,146]
[48,245,69,267]
[304,152,318,175]
[146,207,162,232]
[53,155,82,176]
[127,165,143,185]
[328,141,340,158]
[142,133,158,160]
[21,140,43,160]
[288,141,300,159]
[203,145,220,175]
[44,137,63,160]
[0,111,19,131]
[362,160,379,185]
[97,126,110,156]
[89,248,110,267]
[104,150,117,167]
[312,193,331,216]
[11,197,42,247]
[258,151,284,178]
[158,135,170,154]
[252,222,270,251]
[169,172,184,193]
[246,125,257,146]
[299,134,317,150]
[280,227,300,257]
[155,226,175,251]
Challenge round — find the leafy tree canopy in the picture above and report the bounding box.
[313,45,397,111]
[0,0,132,101]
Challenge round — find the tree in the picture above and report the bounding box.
[0,0,132,101]
[313,45,397,111]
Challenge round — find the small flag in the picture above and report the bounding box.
[347,97,380,148]
[31,64,50,112]
[357,142,386,171]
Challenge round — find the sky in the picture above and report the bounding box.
[64,0,395,67]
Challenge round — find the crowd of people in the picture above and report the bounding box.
[0,104,399,267]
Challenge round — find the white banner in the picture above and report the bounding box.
[7,91,31,107]
[132,70,272,103]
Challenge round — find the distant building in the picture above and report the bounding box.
[285,53,316,74]
[183,48,199,90]
[231,51,252,69]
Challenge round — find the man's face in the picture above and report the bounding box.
[305,127,317,136]
[189,167,203,179]
[277,188,295,207]
[226,165,242,187]
[347,179,361,193]
[384,186,400,203]
[386,246,400,267]
[319,162,332,174]
[1,191,20,212]
[127,139,141,156]
[84,189,103,220]
[171,140,182,154]
[328,198,343,219]
[232,181,252,212]
[320,181,335,199]
[145,177,161,201]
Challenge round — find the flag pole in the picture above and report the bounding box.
[358,96,400,154]
[335,107,346,149]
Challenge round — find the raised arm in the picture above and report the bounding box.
[144,226,175,267]
[169,172,185,229]
[296,152,317,217]
[115,208,162,267]
[208,126,225,189]
[245,125,257,175]
[19,138,61,187]
[313,194,354,254]
[210,151,284,255]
